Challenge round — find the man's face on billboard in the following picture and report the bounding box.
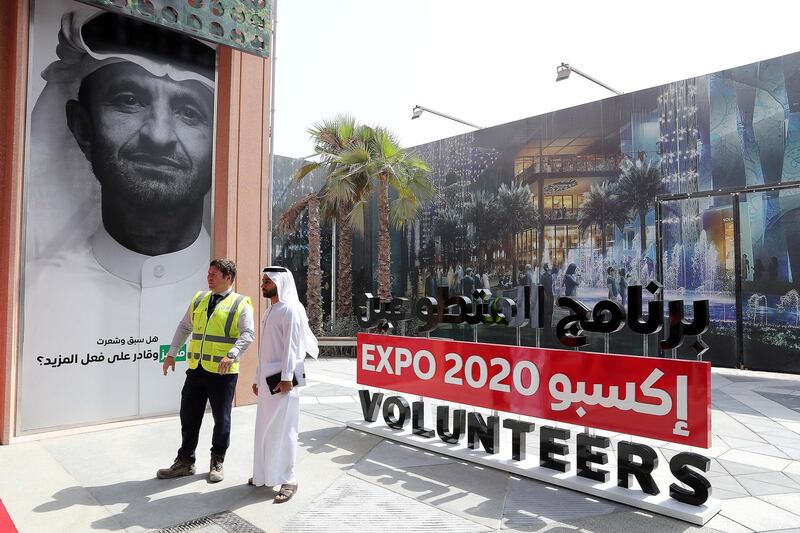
[68,62,214,208]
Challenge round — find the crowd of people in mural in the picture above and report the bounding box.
[420,260,638,327]
[421,260,650,305]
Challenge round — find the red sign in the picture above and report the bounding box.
[356,333,711,447]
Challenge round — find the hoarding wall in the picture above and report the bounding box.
[273,51,800,373]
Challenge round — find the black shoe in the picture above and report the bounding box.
[157,457,196,479]
[209,455,224,483]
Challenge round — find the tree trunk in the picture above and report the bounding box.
[377,174,392,302]
[307,195,323,335]
[600,221,607,258]
[409,225,418,297]
[336,210,353,321]
[512,242,518,284]
[639,211,647,255]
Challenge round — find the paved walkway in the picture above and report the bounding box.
[2,358,800,532]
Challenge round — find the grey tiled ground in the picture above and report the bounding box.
[758,391,800,413]
[2,359,800,532]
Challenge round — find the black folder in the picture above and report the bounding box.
[265,371,300,395]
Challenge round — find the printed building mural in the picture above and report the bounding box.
[273,50,800,374]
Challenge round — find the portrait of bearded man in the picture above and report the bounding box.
[20,2,218,432]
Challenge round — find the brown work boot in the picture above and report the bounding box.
[156,457,195,479]
[209,455,224,483]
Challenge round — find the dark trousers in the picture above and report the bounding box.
[177,366,238,462]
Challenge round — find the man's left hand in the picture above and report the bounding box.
[218,356,235,374]
[273,380,293,394]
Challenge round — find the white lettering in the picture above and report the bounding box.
[394,347,413,375]
[514,360,540,396]
[361,343,376,371]
[376,345,394,374]
[548,368,674,417]
[465,355,488,388]
[489,358,511,392]
[414,350,436,380]
[444,353,463,385]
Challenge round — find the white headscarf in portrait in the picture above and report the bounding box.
[263,267,320,359]
[26,5,215,262]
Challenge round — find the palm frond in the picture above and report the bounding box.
[495,182,538,234]
[347,198,368,236]
[276,193,312,235]
[617,157,663,215]
[292,162,319,183]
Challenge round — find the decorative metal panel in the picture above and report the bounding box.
[76,0,271,58]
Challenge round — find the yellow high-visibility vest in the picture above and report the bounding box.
[188,290,252,374]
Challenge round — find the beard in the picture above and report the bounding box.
[90,142,211,208]
[262,286,278,298]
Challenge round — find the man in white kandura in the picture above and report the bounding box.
[250,266,319,502]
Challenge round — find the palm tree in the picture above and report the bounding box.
[494,183,538,280]
[277,193,323,334]
[617,158,663,255]
[293,115,363,321]
[464,190,499,270]
[434,207,461,270]
[577,181,628,258]
[335,126,436,302]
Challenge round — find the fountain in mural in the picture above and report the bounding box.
[664,243,683,291]
[746,293,768,326]
[777,289,800,326]
[691,230,719,294]
[572,250,603,288]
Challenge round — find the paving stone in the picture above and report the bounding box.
[718,459,775,476]
[759,493,800,519]
[704,513,754,532]
[776,445,800,460]
[738,478,799,497]
[719,450,791,472]
[758,392,800,413]
[501,476,625,529]
[714,488,755,500]
[563,509,717,532]
[281,475,489,532]
[762,435,800,447]
[350,460,509,529]
[721,375,772,383]
[730,444,791,460]
[719,497,800,531]
[358,440,454,472]
[708,475,749,497]
[738,472,800,491]
[721,436,768,449]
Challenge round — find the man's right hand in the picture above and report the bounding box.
[162,356,176,376]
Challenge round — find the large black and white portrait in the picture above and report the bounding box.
[20,0,217,432]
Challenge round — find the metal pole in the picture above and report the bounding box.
[561,63,623,95]
[732,193,745,369]
[413,105,483,130]
[265,0,279,266]
[331,218,336,328]
[655,200,665,358]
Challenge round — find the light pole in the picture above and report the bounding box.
[411,105,483,130]
[555,63,623,95]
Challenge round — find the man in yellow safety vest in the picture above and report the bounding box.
[157,259,254,482]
